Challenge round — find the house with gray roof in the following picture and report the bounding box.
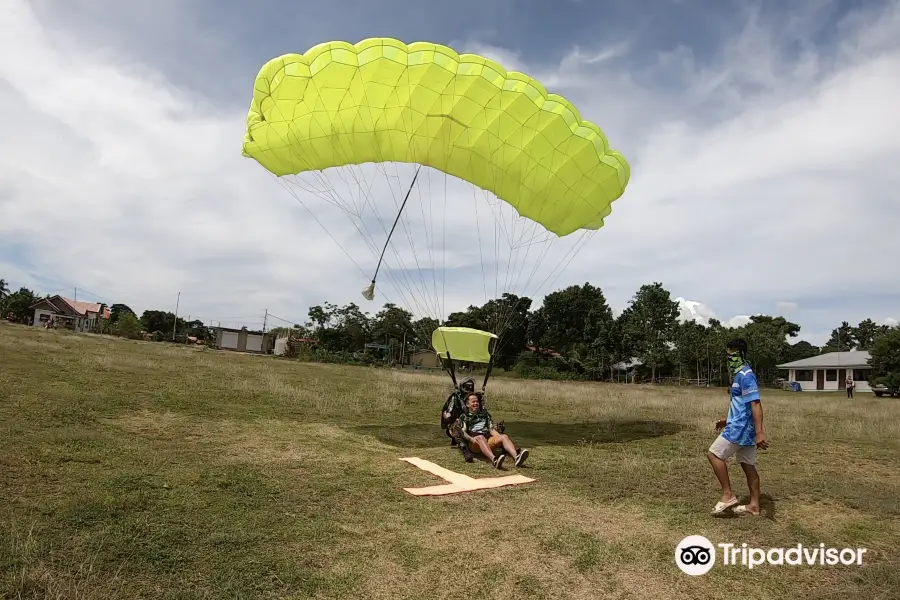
[777,350,873,392]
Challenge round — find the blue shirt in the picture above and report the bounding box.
[721,364,761,446]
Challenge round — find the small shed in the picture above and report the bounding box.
[407,349,440,368]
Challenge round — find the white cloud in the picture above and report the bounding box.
[884,317,899,327]
[675,297,717,327]
[2,1,899,341]
[467,2,900,339]
[726,315,754,328]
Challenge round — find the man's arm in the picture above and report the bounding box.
[741,371,768,448]
[751,401,768,448]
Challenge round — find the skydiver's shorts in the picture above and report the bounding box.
[468,432,501,453]
[708,434,756,465]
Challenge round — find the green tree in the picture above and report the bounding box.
[852,318,885,350]
[115,312,143,340]
[674,320,709,383]
[371,303,414,361]
[737,315,802,383]
[308,302,341,349]
[868,326,900,388]
[333,303,372,351]
[782,340,820,363]
[823,321,855,352]
[410,316,440,349]
[527,283,613,357]
[1,287,38,322]
[619,283,680,382]
[109,303,135,323]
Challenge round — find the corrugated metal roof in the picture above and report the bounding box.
[777,351,871,369]
[30,295,111,319]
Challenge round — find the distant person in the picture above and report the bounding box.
[707,338,769,517]
[846,374,855,399]
[455,392,528,468]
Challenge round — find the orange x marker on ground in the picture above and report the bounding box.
[399,457,535,496]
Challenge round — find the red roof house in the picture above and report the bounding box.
[29,295,111,332]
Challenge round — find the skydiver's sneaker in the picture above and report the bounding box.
[514,449,529,467]
[492,454,505,469]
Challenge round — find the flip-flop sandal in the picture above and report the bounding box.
[712,497,739,515]
[733,505,758,517]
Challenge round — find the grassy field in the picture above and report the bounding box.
[2,322,899,600]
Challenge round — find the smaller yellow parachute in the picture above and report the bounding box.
[432,326,497,364]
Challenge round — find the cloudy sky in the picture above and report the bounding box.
[2,0,898,345]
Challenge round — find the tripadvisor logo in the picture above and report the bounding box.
[675,535,868,575]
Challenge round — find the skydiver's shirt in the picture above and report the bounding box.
[721,363,761,446]
[458,409,494,438]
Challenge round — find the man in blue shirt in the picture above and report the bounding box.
[708,338,769,516]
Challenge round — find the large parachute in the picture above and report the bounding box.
[242,38,631,360]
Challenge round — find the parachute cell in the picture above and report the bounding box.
[242,38,631,237]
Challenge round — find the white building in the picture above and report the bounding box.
[777,351,873,392]
[213,326,271,354]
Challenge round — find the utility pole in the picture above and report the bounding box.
[262,309,268,334]
[172,292,180,341]
[74,287,77,301]
[401,330,407,365]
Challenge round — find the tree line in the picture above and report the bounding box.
[3,277,897,388]
[268,281,900,388]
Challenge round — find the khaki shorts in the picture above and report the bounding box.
[709,434,757,465]
[468,432,501,453]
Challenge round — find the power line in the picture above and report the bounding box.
[266,312,303,326]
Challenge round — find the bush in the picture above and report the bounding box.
[152,330,164,342]
[115,312,143,340]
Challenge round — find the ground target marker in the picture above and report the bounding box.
[399,457,535,496]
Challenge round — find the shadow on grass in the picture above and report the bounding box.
[347,419,684,449]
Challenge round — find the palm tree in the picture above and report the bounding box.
[0,278,9,300]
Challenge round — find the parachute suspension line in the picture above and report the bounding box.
[362,164,422,301]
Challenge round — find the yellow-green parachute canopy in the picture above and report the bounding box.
[432,326,497,364]
[242,38,630,237]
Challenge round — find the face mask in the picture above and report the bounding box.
[727,352,744,374]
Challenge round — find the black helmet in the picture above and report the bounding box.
[460,378,475,392]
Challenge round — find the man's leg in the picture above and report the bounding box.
[739,463,761,515]
[708,435,738,506]
[737,445,761,515]
[470,436,495,460]
[491,433,517,457]
[707,453,735,502]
